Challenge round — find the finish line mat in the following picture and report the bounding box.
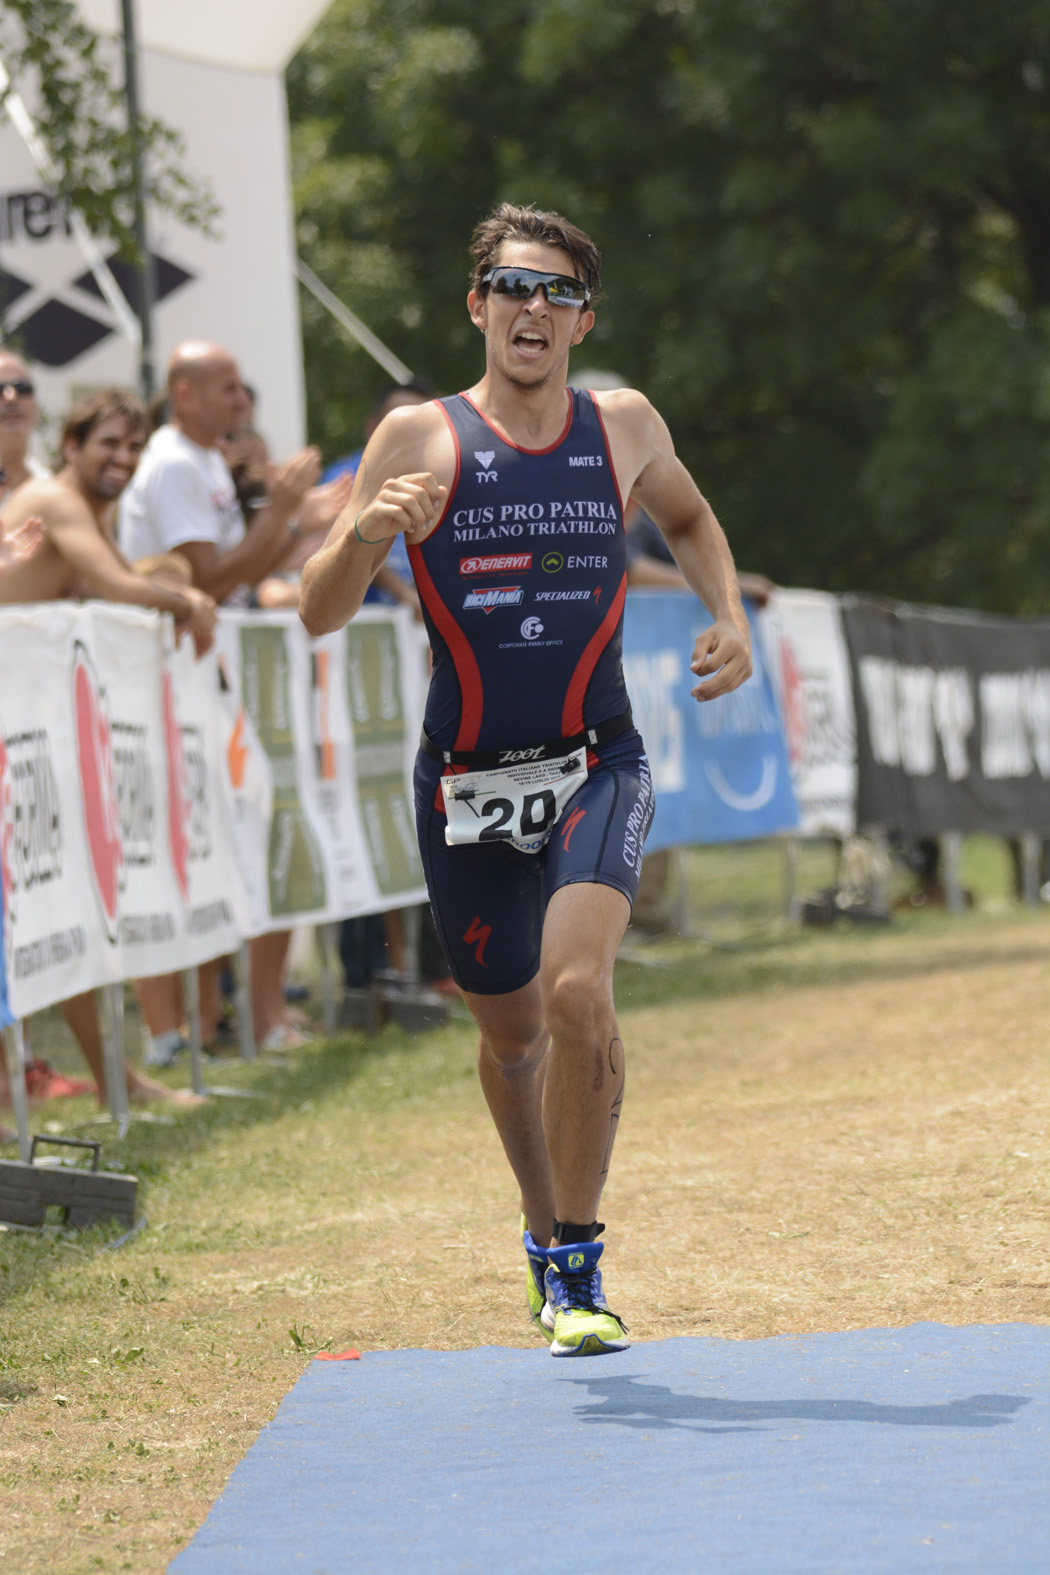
[171,1322,1048,1574]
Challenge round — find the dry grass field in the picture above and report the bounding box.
[2,850,1048,1573]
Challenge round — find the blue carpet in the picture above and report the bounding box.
[170,1323,1048,1574]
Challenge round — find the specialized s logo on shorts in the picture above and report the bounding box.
[463,914,491,966]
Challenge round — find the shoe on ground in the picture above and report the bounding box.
[544,1240,629,1358]
[23,1058,96,1100]
[521,1215,555,1343]
[261,1023,311,1052]
[143,1030,187,1069]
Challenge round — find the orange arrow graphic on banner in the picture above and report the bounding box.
[227,709,249,789]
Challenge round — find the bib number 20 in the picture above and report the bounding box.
[479,789,557,843]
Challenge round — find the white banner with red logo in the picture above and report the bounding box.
[0,602,429,1022]
[0,604,247,1020]
[759,589,858,838]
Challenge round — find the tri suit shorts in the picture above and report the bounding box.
[413,728,655,996]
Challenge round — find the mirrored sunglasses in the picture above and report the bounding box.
[480,267,590,307]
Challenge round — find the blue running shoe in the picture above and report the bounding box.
[544,1240,629,1357]
[521,1215,555,1342]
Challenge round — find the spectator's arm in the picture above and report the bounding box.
[179,448,321,602]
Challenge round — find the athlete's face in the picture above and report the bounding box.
[68,415,146,500]
[468,241,594,391]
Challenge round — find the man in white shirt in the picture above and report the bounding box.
[118,340,319,606]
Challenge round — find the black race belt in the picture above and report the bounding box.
[420,708,634,770]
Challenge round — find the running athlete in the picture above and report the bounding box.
[300,203,752,1356]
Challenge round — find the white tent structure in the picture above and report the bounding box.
[0,0,331,456]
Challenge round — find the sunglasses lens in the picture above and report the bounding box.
[0,380,34,396]
[487,269,587,306]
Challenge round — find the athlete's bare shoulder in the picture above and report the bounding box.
[1,473,84,530]
[590,387,673,499]
[364,400,455,490]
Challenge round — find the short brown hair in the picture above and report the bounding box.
[470,203,601,299]
[62,389,147,450]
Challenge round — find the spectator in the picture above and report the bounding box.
[0,386,212,1113]
[117,339,321,606]
[0,349,50,508]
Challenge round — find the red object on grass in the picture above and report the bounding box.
[313,1349,362,1362]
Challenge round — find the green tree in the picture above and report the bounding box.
[0,0,216,254]
[288,0,1050,612]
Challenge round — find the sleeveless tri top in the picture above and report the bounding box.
[408,390,629,752]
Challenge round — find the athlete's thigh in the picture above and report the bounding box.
[415,771,545,995]
[543,736,655,907]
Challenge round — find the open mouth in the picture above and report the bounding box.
[513,329,548,355]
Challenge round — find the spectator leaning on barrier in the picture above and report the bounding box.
[0,389,216,653]
[0,385,209,1115]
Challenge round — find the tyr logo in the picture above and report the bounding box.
[474,449,497,482]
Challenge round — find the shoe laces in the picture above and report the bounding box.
[555,1263,604,1313]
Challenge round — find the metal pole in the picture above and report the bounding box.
[120,0,155,398]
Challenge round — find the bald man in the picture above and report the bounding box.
[118,340,320,606]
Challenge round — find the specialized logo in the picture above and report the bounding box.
[560,805,587,851]
[463,914,491,966]
[474,449,497,482]
[535,589,600,603]
[463,586,524,612]
[161,667,191,903]
[542,552,564,573]
[72,641,123,942]
[568,1251,586,1269]
[459,553,532,576]
[521,617,544,640]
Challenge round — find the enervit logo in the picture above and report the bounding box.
[542,552,564,573]
[72,641,123,941]
[161,667,191,903]
[464,587,523,612]
[0,724,63,940]
[459,554,532,575]
[521,617,544,640]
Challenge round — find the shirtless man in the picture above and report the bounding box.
[300,203,752,1356]
[0,387,213,1113]
[0,349,49,507]
[0,388,216,652]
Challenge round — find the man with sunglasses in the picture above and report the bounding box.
[301,202,752,1357]
[0,350,51,509]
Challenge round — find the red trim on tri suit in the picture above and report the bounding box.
[408,415,484,755]
[588,391,625,514]
[561,572,628,737]
[459,389,574,456]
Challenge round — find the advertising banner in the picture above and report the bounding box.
[841,597,1050,835]
[2,1,329,460]
[622,592,798,849]
[760,589,857,837]
[0,604,246,1020]
[215,608,427,936]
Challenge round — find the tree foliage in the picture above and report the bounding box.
[0,0,216,255]
[288,0,1050,611]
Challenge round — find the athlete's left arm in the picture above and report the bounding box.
[605,392,752,701]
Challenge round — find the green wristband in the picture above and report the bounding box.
[354,513,386,545]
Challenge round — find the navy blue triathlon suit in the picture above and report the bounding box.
[408,389,654,995]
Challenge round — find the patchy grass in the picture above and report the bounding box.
[2,893,1049,1573]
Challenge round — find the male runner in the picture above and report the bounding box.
[301,203,752,1356]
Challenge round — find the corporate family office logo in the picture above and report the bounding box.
[0,188,194,367]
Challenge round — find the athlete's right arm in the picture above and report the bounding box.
[299,404,449,637]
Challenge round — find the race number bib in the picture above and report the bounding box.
[442,751,588,854]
